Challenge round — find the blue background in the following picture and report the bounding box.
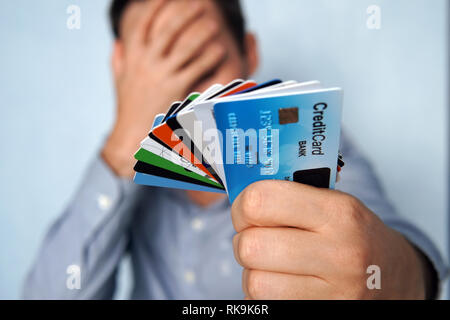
[0,0,448,299]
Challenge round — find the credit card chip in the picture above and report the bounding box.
[278,107,299,124]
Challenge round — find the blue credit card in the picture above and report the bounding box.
[134,172,227,193]
[214,88,343,203]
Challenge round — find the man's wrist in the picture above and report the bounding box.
[413,245,439,299]
[101,126,142,178]
[400,235,439,299]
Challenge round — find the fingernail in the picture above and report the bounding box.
[232,233,242,265]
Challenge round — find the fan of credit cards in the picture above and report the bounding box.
[133,79,345,203]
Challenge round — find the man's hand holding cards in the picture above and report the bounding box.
[133,78,345,203]
[131,79,431,299]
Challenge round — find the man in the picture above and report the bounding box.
[24,0,447,299]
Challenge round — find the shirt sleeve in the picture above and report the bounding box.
[337,132,449,295]
[22,155,143,299]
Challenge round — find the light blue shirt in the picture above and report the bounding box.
[23,133,448,299]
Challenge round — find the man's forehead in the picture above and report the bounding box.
[120,0,224,39]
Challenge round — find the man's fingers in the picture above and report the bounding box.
[231,180,345,232]
[166,18,219,71]
[233,227,332,276]
[127,0,166,48]
[242,269,331,300]
[151,1,205,56]
[177,43,225,88]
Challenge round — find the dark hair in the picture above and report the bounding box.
[109,0,246,52]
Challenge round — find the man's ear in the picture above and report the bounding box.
[244,32,259,76]
[111,40,124,80]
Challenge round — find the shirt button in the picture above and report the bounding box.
[191,218,204,231]
[183,270,196,284]
[97,194,112,211]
